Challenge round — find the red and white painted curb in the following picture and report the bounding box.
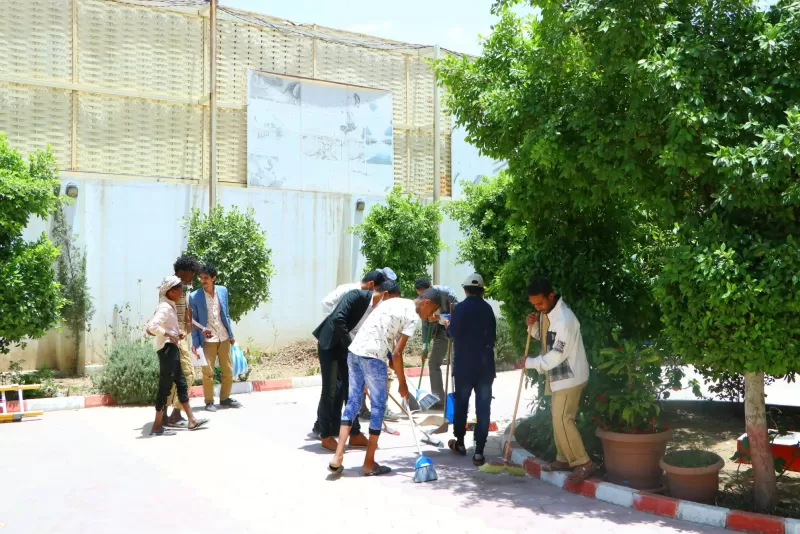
[2,365,430,414]
[502,431,800,534]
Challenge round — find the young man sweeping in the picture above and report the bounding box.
[328,280,418,476]
[146,276,208,436]
[414,277,459,409]
[311,288,382,450]
[164,254,201,428]
[525,278,593,484]
[440,273,496,466]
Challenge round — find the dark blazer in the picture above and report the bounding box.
[447,295,497,380]
[312,289,373,351]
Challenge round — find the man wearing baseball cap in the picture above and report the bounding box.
[443,273,496,466]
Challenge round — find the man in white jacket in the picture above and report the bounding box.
[525,278,594,484]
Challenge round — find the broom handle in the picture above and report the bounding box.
[504,324,533,462]
[442,302,454,398]
[418,327,431,390]
[397,393,425,457]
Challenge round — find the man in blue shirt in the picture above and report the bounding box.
[443,273,496,466]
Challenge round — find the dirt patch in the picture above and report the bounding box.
[54,376,97,397]
[248,339,320,380]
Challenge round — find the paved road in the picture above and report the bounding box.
[1,372,727,534]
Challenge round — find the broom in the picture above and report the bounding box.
[399,396,438,483]
[479,324,533,476]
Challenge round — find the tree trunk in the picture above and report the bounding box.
[744,371,777,512]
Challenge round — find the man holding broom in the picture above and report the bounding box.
[328,280,419,476]
[525,278,593,484]
[414,277,459,409]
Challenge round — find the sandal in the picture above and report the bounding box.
[472,453,486,466]
[188,418,209,431]
[567,462,596,484]
[150,428,176,437]
[328,463,344,475]
[448,439,467,456]
[165,420,188,429]
[541,460,571,472]
[362,465,392,477]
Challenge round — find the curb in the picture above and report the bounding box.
[2,366,429,415]
[501,430,799,534]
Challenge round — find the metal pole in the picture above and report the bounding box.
[209,0,218,211]
[432,43,441,284]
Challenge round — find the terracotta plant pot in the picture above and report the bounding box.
[660,450,724,504]
[596,428,672,490]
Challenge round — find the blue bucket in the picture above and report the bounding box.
[445,392,456,423]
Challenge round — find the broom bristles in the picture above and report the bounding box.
[414,464,438,483]
[479,462,526,476]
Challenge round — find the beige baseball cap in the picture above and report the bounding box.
[462,273,485,288]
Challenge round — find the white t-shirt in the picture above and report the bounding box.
[321,282,361,315]
[348,297,419,362]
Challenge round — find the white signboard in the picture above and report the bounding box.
[247,70,394,194]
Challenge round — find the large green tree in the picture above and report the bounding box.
[438,0,800,510]
[0,135,66,354]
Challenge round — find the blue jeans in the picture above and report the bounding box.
[342,353,388,436]
[453,375,494,449]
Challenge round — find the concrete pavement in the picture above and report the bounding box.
[0,372,727,534]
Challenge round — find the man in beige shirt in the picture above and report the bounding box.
[190,264,242,412]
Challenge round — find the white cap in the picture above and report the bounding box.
[379,267,397,281]
[462,273,485,288]
[157,275,183,298]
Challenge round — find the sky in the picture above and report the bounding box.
[221,0,536,56]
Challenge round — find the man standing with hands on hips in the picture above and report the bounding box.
[525,278,593,484]
[190,263,242,412]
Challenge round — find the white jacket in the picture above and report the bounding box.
[525,297,589,391]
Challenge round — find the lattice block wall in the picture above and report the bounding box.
[0,0,73,82]
[216,107,247,183]
[78,0,205,100]
[440,133,452,197]
[315,41,407,124]
[407,57,435,130]
[217,21,314,104]
[78,93,203,178]
[0,83,73,169]
[408,131,434,196]
[393,131,409,191]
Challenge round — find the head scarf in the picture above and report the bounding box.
[157,275,182,301]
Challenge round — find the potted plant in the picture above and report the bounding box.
[593,335,672,490]
[660,450,724,504]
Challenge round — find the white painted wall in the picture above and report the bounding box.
[5,126,504,371]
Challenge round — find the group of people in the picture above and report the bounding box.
[313,271,595,483]
[145,255,595,483]
[145,255,242,436]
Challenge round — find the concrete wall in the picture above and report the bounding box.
[3,126,502,371]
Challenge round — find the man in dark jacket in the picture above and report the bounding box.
[445,273,496,466]
[312,289,381,450]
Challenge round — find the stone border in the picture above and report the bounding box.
[501,429,800,534]
[1,365,430,414]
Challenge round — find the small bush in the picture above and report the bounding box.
[94,338,158,405]
[494,317,517,370]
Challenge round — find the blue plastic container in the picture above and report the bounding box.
[445,392,456,423]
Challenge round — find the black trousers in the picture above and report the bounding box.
[156,343,189,412]
[315,345,361,438]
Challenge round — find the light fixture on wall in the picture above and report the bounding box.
[65,182,79,199]
[355,198,365,212]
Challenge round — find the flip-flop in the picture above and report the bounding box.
[541,461,571,472]
[448,439,467,456]
[362,465,392,477]
[165,420,188,429]
[150,428,176,437]
[328,464,344,474]
[188,419,209,431]
[567,462,596,484]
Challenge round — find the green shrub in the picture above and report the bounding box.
[94,338,158,405]
[0,359,59,400]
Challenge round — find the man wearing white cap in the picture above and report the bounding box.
[443,273,496,466]
[146,276,208,436]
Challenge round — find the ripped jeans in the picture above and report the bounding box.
[341,353,388,436]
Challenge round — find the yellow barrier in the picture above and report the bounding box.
[0,411,44,423]
[0,383,42,420]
